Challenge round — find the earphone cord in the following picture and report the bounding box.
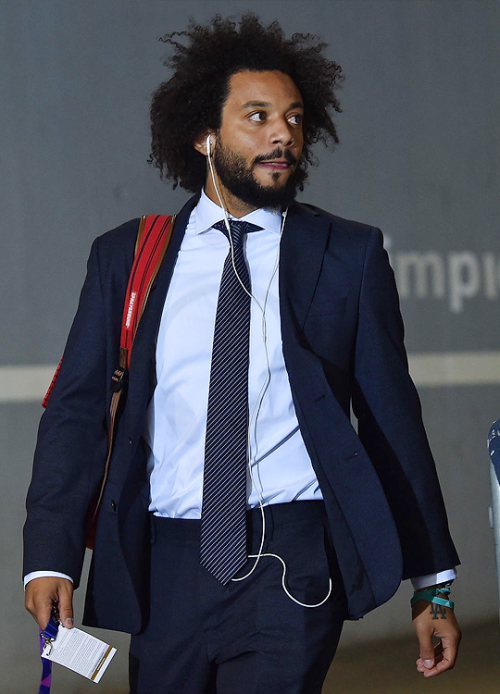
[207,137,332,608]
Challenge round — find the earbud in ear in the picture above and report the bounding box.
[206,135,213,155]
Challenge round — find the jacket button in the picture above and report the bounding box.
[111,500,117,511]
[128,437,133,445]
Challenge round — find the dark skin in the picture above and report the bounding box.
[412,588,461,677]
[26,68,461,677]
[25,576,73,630]
[193,70,304,217]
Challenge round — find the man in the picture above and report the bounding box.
[24,14,460,694]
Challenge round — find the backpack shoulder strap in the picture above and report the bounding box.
[86,214,175,546]
[42,214,175,408]
[42,214,175,547]
[118,214,175,373]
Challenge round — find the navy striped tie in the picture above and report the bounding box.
[200,219,262,584]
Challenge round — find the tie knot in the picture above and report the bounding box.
[213,220,262,247]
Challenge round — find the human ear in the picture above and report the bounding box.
[193,132,215,157]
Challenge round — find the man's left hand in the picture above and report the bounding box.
[412,596,461,677]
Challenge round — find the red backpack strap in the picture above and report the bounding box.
[42,214,175,408]
[87,214,174,547]
[120,214,175,368]
[41,214,175,548]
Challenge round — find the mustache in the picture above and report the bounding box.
[253,148,298,166]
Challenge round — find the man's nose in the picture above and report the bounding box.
[270,119,294,146]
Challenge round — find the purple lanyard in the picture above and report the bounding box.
[39,615,59,694]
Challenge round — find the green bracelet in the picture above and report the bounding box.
[411,586,454,610]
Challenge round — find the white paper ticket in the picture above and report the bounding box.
[42,624,116,683]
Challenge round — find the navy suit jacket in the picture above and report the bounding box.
[24,195,459,632]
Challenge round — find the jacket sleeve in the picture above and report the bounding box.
[351,228,459,578]
[23,236,114,589]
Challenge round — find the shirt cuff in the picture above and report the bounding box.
[411,568,457,590]
[24,571,74,590]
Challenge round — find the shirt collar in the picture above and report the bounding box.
[194,189,283,236]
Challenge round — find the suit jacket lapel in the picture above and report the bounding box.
[279,201,332,329]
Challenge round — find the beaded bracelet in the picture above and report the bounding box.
[411,586,454,610]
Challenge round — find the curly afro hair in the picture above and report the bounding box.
[150,13,344,193]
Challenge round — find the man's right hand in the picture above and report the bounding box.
[25,577,74,631]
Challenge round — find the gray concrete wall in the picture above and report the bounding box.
[1,1,499,691]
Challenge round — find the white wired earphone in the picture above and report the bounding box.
[206,135,332,608]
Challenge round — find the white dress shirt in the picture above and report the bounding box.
[25,190,455,589]
[144,190,321,518]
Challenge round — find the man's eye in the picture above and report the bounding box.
[248,112,266,122]
[288,114,303,126]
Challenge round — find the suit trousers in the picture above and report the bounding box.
[129,501,347,694]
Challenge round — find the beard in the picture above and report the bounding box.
[212,142,301,210]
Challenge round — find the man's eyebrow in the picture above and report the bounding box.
[241,100,304,109]
[241,101,271,109]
